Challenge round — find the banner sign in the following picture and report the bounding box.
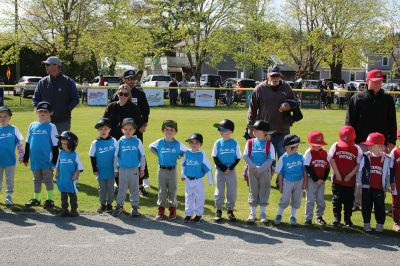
[87,89,108,106]
[144,89,163,106]
[195,90,215,107]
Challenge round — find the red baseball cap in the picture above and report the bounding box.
[338,126,356,147]
[366,69,384,82]
[362,132,385,146]
[308,130,327,146]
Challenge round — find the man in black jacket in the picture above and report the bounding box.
[33,56,79,134]
[346,69,397,210]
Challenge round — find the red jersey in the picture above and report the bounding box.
[328,143,362,187]
[304,148,329,178]
[391,148,400,192]
[369,156,384,190]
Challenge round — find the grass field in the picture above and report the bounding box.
[1,95,400,233]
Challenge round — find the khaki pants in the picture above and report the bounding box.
[278,179,303,210]
[116,167,139,207]
[214,170,237,210]
[305,179,326,220]
[32,169,54,193]
[157,168,177,208]
[0,166,16,195]
[248,168,272,207]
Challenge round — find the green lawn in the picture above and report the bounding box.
[1,95,400,233]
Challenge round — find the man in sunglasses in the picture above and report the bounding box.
[33,56,79,134]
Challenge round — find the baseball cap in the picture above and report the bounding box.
[185,133,203,144]
[36,101,52,112]
[248,120,275,134]
[162,120,178,131]
[362,132,385,146]
[308,130,327,146]
[42,56,61,66]
[123,70,136,78]
[283,134,304,147]
[267,65,283,77]
[95,118,111,129]
[338,126,356,147]
[213,119,234,132]
[0,106,12,116]
[366,69,384,82]
[121,118,138,129]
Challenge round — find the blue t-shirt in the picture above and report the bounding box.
[117,136,144,169]
[26,121,58,171]
[243,139,276,166]
[182,150,211,179]
[0,125,23,167]
[56,150,83,193]
[275,152,304,181]
[89,137,118,180]
[149,138,187,167]
[212,138,241,170]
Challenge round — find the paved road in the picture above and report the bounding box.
[0,212,399,265]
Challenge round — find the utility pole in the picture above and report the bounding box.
[15,0,20,82]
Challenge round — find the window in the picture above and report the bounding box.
[382,56,389,66]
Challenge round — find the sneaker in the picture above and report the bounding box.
[112,205,124,217]
[25,198,41,207]
[214,210,222,222]
[97,205,107,214]
[393,223,400,232]
[168,207,177,221]
[289,216,297,225]
[192,216,201,223]
[260,212,267,223]
[333,219,341,227]
[60,209,69,217]
[131,206,140,217]
[316,217,327,225]
[274,215,282,225]
[5,195,13,206]
[376,223,384,233]
[227,210,236,222]
[184,216,191,223]
[106,204,113,213]
[143,178,151,189]
[43,200,54,209]
[247,213,256,223]
[155,207,165,221]
[363,223,372,232]
[139,186,149,196]
[69,209,79,217]
[344,220,354,227]
[305,220,312,225]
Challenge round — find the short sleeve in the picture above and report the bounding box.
[275,156,284,175]
[179,142,188,154]
[356,145,363,163]
[269,143,276,161]
[243,140,250,157]
[88,140,97,156]
[235,141,241,159]
[149,139,161,150]
[211,140,219,157]
[138,139,145,157]
[202,151,212,172]
[113,138,118,156]
[390,149,396,168]
[75,154,84,171]
[303,148,312,166]
[26,123,32,144]
[14,126,24,142]
[327,142,337,162]
[50,123,58,146]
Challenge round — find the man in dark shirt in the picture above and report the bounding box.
[32,56,79,134]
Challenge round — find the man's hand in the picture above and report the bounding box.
[278,102,291,112]
[139,125,147,133]
[140,170,145,177]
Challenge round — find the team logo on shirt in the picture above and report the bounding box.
[312,160,327,168]
[219,148,235,155]
[60,158,74,164]
[161,147,177,154]
[121,145,138,152]
[336,151,355,160]
[371,165,383,175]
[186,160,200,166]
[98,145,115,154]
[0,133,12,139]
[286,160,303,168]
[31,129,48,135]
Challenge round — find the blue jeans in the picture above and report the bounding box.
[271,132,288,188]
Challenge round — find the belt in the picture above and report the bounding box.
[187,176,202,180]
[160,165,176,170]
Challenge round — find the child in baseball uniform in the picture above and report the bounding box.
[55,131,83,217]
[149,120,187,221]
[181,133,213,223]
[0,106,24,206]
[243,120,275,224]
[113,118,146,217]
[357,132,390,232]
[328,126,362,227]
[274,134,307,225]
[304,130,330,225]
[389,129,400,232]
[89,118,118,213]
[23,101,59,208]
[212,119,241,222]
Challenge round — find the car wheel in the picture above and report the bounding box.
[22,89,28,98]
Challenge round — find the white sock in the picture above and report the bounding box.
[277,207,284,216]
[291,208,298,218]
[260,206,266,215]
[250,206,257,215]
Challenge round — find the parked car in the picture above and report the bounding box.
[90,76,121,99]
[14,76,42,97]
[221,78,256,104]
[199,74,222,87]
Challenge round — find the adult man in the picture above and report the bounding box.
[179,76,191,106]
[32,56,79,134]
[346,69,397,210]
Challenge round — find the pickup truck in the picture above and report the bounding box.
[141,75,172,88]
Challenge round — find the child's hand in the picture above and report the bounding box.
[279,186,283,194]
[317,179,324,185]
[251,167,257,175]
[72,174,78,181]
[391,183,396,192]
[140,170,145,178]
[224,169,231,174]
[114,172,118,177]
[94,171,98,177]
[343,175,351,182]
[181,177,185,181]
[335,173,342,182]
[302,182,307,190]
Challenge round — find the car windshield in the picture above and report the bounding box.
[27,78,41,83]
[208,76,222,83]
[105,77,120,83]
[239,80,256,88]
[152,76,171,81]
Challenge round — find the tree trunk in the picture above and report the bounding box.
[91,51,99,76]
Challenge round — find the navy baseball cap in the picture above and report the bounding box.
[95,118,111,129]
[186,133,203,144]
[283,134,304,147]
[123,70,136,78]
[0,106,12,116]
[42,56,61,66]
[268,65,283,77]
[36,101,52,112]
[248,120,275,134]
[213,119,234,132]
[121,118,138,129]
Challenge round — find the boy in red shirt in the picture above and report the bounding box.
[389,129,400,232]
[357,132,390,232]
[328,126,363,227]
[304,131,330,225]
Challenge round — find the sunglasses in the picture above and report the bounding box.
[118,92,129,97]
[218,128,229,132]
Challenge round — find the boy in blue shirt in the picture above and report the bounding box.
[149,120,187,221]
[113,118,145,217]
[182,133,213,223]
[23,102,59,208]
[274,134,308,225]
[243,120,276,224]
[55,131,83,217]
[0,106,24,206]
[212,119,241,222]
[89,118,118,213]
